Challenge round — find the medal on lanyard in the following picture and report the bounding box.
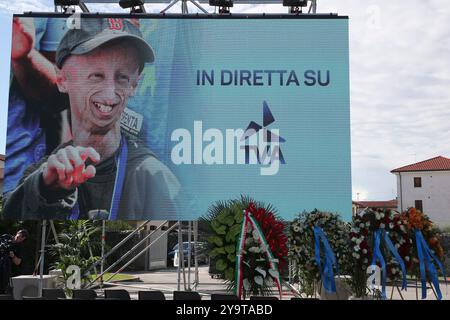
[69,136,128,220]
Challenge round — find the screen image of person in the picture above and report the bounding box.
[5,17,68,195]
[3,18,182,220]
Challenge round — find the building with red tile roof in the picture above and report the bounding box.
[391,156,450,226]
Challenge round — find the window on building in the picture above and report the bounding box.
[415,200,423,212]
[414,177,422,188]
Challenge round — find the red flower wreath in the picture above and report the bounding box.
[247,203,288,272]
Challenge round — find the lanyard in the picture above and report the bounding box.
[69,136,128,220]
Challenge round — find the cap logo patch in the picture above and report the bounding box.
[108,18,124,31]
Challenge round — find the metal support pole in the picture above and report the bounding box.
[396,285,405,300]
[87,221,166,286]
[84,223,98,276]
[38,220,47,297]
[99,222,179,285]
[189,1,209,14]
[100,220,106,289]
[180,222,187,290]
[193,220,199,289]
[177,221,182,291]
[160,0,208,14]
[187,221,192,291]
[288,242,292,284]
[308,0,317,14]
[85,220,151,275]
[415,274,419,300]
[160,0,180,14]
[49,221,59,245]
[144,224,150,271]
[79,2,90,12]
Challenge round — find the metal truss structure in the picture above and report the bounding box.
[54,0,318,14]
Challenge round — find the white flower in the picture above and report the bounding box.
[380,223,385,229]
[363,249,368,254]
[243,278,250,290]
[365,221,370,227]
[255,267,266,278]
[389,223,394,229]
[363,258,368,264]
[249,246,261,253]
[395,243,400,249]
[356,238,362,245]
[293,226,300,232]
[351,237,357,242]
[380,213,385,218]
[354,245,360,252]
[359,223,365,228]
[405,256,410,262]
[254,276,264,286]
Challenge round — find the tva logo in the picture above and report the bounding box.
[171,101,286,176]
[242,101,286,167]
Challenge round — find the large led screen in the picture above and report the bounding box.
[3,14,351,221]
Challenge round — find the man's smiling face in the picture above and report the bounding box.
[57,41,141,134]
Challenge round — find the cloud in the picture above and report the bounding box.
[0,0,52,13]
[299,0,450,200]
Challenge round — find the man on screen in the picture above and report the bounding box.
[4,18,182,220]
[5,17,68,194]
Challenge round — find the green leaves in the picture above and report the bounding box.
[226,224,242,243]
[203,195,281,298]
[216,259,228,272]
[207,236,223,247]
[217,210,236,226]
[225,244,236,254]
[227,253,236,263]
[234,211,244,224]
[48,220,101,290]
[224,268,235,281]
[211,219,227,235]
[209,247,226,258]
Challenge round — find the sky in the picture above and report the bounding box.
[0,0,449,202]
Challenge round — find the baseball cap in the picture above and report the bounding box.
[56,18,155,69]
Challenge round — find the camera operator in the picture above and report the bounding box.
[0,229,29,294]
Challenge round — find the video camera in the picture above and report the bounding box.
[0,235,13,258]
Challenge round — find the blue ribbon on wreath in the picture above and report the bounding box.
[415,229,446,300]
[371,230,387,299]
[371,229,408,299]
[313,226,339,293]
[382,230,408,291]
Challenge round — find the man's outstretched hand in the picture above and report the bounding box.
[42,146,101,190]
[11,17,35,61]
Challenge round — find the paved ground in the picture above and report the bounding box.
[94,266,449,300]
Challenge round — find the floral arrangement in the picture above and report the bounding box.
[401,208,445,270]
[289,209,351,297]
[348,209,413,297]
[203,196,287,298]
